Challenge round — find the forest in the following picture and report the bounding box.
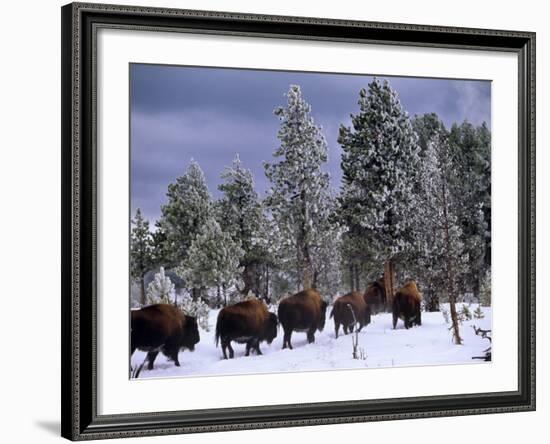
[130,77,491,348]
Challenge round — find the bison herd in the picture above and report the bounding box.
[130,279,423,371]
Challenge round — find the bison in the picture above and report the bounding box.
[277,289,328,350]
[392,280,422,329]
[215,298,278,359]
[363,278,387,314]
[330,291,371,338]
[131,304,200,370]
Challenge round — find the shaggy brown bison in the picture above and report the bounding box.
[392,280,422,329]
[215,298,278,359]
[277,289,328,349]
[131,304,200,370]
[363,278,387,314]
[330,291,371,338]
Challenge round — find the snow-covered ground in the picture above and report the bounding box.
[131,303,492,379]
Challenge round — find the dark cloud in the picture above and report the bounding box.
[130,64,491,223]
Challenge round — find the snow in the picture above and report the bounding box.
[131,304,492,380]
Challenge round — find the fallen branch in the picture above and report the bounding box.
[471,325,492,361]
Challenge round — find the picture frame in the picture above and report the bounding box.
[61,2,536,440]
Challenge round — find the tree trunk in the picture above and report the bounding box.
[241,262,253,296]
[348,262,355,292]
[383,259,395,308]
[265,265,270,303]
[222,283,227,307]
[300,232,313,290]
[442,181,462,345]
[298,190,314,290]
[191,287,200,302]
[140,276,146,306]
[354,264,361,292]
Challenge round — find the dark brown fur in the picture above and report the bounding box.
[215,298,278,359]
[277,289,328,349]
[363,278,387,314]
[392,280,422,329]
[330,291,371,338]
[131,304,200,370]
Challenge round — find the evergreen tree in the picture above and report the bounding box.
[218,154,270,297]
[146,266,175,305]
[264,84,334,291]
[416,134,466,344]
[448,121,491,299]
[176,218,244,305]
[178,294,210,331]
[150,221,170,270]
[157,160,212,268]
[411,114,449,311]
[130,208,153,306]
[338,78,421,303]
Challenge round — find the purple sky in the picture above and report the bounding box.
[130,64,491,223]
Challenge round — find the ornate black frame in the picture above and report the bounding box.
[61,2,536,440]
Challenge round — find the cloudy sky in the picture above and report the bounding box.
[130,63,491,223]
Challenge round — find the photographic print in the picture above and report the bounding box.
[129,64,492,379]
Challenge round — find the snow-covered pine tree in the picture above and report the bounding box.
[338,78,421,303]
[150,220,170,270]
[411,113,449,311]
[448,121,491,300]
[130,208,153,306]
[176,218,244,305]
[311,194,343,301]
[157,160,212,268]
[146,266,175,305]
[417,133,467,344]
[217,154,271,298]
[177,294,210,331]
[264,84,335,292]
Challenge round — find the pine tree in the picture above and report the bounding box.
[411,114,449,311]
[178,294,210,331]
[417,134,466,344]
[150,221,170,270]
[146,266,175,304]
[338,78,421,303]
[217,154,270,297]
[157,160,212,268]
[176,218,244,305]
[448,121,491,300]
[264,84,334,291]
[130,208,153,306]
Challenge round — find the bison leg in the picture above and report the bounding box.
[343,325,349,335]
[245,341,252,357]
[392,310,398,329]
[349,324,355,333]
[255,339,263,355]
[170,349,180,366]
[227,342,235,359]
[283,329,293,350]
[307,328,316,344]
[146,351,159,370]
[334,322,340,339]
[416,310,422,326]
[221,339,229,359]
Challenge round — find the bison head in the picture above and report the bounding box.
[183,316,200,351]
[318,300,328,331]
[264,312,278,344]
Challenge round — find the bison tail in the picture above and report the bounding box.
[329,307,334,319]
